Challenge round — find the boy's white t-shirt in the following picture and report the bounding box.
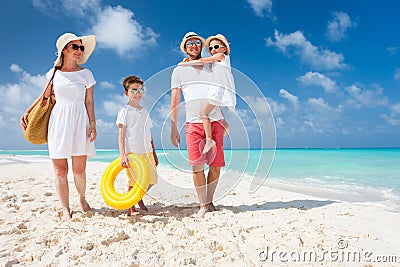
[116,105,153,154]
[171,64,224,123]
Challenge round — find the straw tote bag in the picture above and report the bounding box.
[23,69,57,144]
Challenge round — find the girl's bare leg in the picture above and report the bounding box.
[200,102,217,154]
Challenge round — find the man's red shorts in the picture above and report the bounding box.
[185,121,225,167]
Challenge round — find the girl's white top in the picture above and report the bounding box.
[116,105,153,154]
[208,55,236,111]
[46,68,96,159]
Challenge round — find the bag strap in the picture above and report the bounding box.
[43,68,57,102]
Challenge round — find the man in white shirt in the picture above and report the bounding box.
[170,32,226,218]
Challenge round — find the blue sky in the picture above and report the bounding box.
[0,0,399,150]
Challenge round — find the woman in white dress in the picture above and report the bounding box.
[20,33,97,220]
[179,34,236,154]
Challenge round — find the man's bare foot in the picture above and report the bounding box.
[191,207,209,218]
[60,208,72,221]
[202,138,216,154]
[138,200,148,211]
[127,206,137,216]
[80,199,92,212]
[207,202,217,212]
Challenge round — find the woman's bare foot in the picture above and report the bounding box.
[202,138,216,154]
[191,207,209,218]
[80,199,92,212]
[138,200,148,211]
[207,202,217,212]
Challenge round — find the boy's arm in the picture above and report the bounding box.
[151,139,158,166]
[118,124,129,168]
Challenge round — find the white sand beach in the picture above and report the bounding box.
[1,155,399,266]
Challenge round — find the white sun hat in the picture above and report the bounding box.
[206,34,230,55]
[180,31,205,53]
[54,33,96,67]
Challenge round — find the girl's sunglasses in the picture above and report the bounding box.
[70,44,85,52]
[130,87,145,94]
[186,40,202,48]
[209,44,225,51]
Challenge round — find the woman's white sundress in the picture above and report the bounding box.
[207,55,236,112]
[46,68,96,159]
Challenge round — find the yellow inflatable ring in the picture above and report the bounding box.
[100,154,150,210]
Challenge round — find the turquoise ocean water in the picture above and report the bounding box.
[1,148,399,210]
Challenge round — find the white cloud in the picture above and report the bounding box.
[243,95,275,118]
[102,94,127,117]
[394,68,400,80]
[274,117,284,128]
[279,89,298,106]
[2,64,46,112]
[96,118,117,135]
[90,5,158,57]
[297,71,338,93]
[345,84,388,108]
[382,114,400,126]
[391,103,400,114]
[33,1,158,58]
[266,30,347,70]
[326,12,357,42]
[304,97,343,134]
[33,0,101,17]
[238,95,276,148]
[307,97,331,110]
[0,65,46,138]
[10,63,23,72]
[247,0,274,18]
[99,81,116,90]
[387,46,399,56]
[382,103,400,126]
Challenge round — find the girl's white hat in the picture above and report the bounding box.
[180,32,205,53]
[54,33,96,67]
[206,34,230,55]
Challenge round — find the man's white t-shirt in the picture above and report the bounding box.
[116,105,153,154]
[171,64,224,123]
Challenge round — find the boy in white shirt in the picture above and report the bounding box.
[116,75,158,216]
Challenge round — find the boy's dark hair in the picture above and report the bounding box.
[123,75,144,91]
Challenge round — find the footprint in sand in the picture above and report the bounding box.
[21,197,34,202]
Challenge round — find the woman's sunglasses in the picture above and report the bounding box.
[130,87,145,94]
[70,44,85,52]
[209,44,225,51]
[186,40,202,48]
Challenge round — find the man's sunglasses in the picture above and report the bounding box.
[209,44,225,51]
[70,44,85,52]
[186,40,202,48]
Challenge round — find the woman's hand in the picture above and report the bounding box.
[20,112,29,130]
[88,124,97,142]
